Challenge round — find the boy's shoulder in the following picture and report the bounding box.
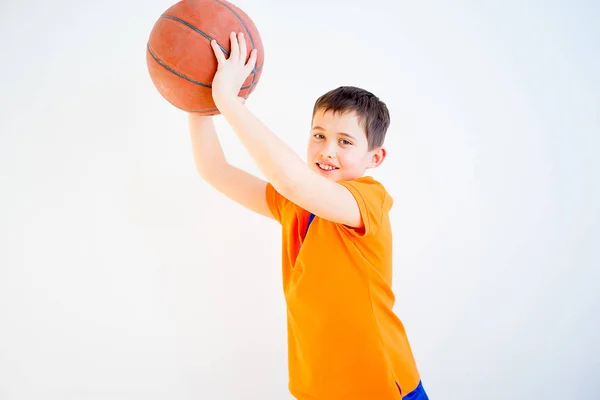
[335,175,394,237]
[338,175,393,208]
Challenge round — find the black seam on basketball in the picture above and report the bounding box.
[160,15,229,56]
[214,0,255,48]
[147,43,213,88]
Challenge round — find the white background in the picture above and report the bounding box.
[1,0,598,399]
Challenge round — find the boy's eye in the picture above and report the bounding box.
[313,134,352,146]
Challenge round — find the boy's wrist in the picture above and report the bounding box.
[214,94,244,115]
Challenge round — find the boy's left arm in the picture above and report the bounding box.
[210,32,363,229]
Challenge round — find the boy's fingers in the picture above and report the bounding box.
[229,31,239,62]
[238,32,247,64]
[245,48,258,71]
[210,40,226,64]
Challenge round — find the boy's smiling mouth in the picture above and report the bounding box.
[316,162,339,172]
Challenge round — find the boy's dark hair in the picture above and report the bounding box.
[312,86,390,150]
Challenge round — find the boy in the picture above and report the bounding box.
[188,32,428,399]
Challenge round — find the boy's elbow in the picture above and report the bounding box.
[195,166,209,181]
[193,161,210,180]
[196,161,223,183]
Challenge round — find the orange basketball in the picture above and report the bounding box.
[146,0,264,115]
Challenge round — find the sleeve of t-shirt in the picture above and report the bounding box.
[265,182,289,224]
[337,177,392,237]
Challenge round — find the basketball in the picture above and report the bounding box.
[146,0,264,115]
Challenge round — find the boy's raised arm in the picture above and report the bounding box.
[188,113,274,220]
[209,33,363,228]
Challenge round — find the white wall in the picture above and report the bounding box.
[1,0,598,399]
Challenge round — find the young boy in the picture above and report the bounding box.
[188,32,428,399]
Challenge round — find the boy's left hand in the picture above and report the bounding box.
[210,32,257,108]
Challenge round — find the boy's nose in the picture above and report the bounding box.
[320,144,336,158]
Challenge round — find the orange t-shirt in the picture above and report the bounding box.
[266,176,421,400]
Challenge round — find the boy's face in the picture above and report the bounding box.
[307,108,386,182]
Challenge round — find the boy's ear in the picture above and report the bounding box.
[367,146,387,169]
